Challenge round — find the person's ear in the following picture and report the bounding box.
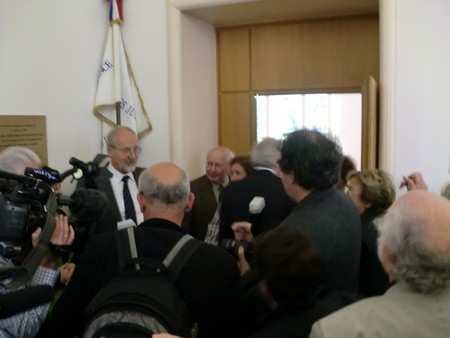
[137,192,146,213]
[363,200,373,210]
[184,192,195,213]
[107,145,114,158]
[381,245,396,283]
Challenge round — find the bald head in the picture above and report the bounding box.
[138,162,190,205]
[376,190,450,293]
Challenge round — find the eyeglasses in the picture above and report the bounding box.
[110,145,142,156]
[206,162,224,169]
[344,186,361,196]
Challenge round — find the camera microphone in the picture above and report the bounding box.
[0,285,54,318]
[24,167,61,185]
[69,157,99,178]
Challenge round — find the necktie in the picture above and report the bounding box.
[122,175,137,224]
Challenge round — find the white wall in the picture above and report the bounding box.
[167,5,218,180]
[0,0,170,193]
[380,0,450,195]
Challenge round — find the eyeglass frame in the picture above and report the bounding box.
[109,144,142,156]
[344,186,361,197]
[205,161,224,169]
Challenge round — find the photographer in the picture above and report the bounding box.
[0,146,75,337]
[237,226,360,337]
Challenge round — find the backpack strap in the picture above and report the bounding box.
[115,228,202,281]
[163,234,203,281]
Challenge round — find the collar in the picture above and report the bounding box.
[253,166,278,176]
[294,187,334,210]
[211,175,230,188]
[107,162,134,181]
[139,218,186,233]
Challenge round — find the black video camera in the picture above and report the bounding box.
[0,158,107,257]
[220,239,254,262]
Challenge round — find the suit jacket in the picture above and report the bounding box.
[182,175,219,240]
[218,169,295,242]
[77,166,144,234]
[279,188,361,292]
[359,208,390,296]
[310,283,450,338]
[50,219,243,338]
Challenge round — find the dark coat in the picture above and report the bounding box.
[49,219,243,338]
[245,287,361,338]
[182,175,219,240]
[279,188,362,292]
[359,208,391,296]
[218,169,295,242]
[77,166,144,235]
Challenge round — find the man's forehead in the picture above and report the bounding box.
[115,130,138,144]
[207,149,225,162]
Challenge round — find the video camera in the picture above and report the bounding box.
[0,157,107,257]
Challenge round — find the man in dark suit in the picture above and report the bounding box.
[182,146,234,240]
[78,126,144,234]
[218,138,295,243]
[278,129,361,293]
[50,162,243,338]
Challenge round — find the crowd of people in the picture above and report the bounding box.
[0,126,449,337]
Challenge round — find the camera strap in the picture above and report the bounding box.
[1,193,58,289]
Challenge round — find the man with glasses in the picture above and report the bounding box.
[81,126,144,234]
[182,146,234,240]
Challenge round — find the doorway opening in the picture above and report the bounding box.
[255,93,362,169]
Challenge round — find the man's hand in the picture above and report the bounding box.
[60,262,76,286]
[231,221,253,242]
[237,245,250,276]
[32,215,75,269]
[400,172,429,191]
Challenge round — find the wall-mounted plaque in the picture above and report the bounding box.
[0,115,48,164]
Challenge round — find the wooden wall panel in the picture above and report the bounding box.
[218,28,250,91]
[250,15,379,91]
[219,92,252,154]
[251,24,301,90]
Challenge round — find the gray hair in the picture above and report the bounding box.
[0,146,42,174]
[250,137,281,169]
[376,205,450,293]
[106,126,136,147]
[138,168,190,205]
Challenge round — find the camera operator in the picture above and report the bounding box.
[237,226,360,337]
[0,146,75,337]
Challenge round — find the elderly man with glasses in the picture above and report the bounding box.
[78,126,144,234]
[182,146,234,240]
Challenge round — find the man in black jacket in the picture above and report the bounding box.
[218,138,295,243]
[50,162,243,338]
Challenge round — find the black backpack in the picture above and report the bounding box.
[83,227,201,338]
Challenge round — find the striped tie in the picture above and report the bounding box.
[122,175,137,224]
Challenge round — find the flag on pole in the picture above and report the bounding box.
[94,0,152,149]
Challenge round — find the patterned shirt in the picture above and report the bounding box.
[0,258,59,338]
[204,203,221,245]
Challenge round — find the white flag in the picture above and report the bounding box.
[93,0,152,149]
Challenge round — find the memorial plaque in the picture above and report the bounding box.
[0,115,48,164]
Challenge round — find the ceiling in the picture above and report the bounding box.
[173,0,379,27]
